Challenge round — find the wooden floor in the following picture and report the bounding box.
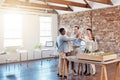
[0,58,119,80]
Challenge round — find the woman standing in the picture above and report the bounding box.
[83,28,98,75]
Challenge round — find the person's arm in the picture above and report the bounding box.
[77,34,84,41]
[62,36,76,41]
[66,31,71,37]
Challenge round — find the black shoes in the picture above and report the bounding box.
[57,73,67,78]
[57,73,62,77]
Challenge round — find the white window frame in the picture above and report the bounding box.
[39,16,53,46]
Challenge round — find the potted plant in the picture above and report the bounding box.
[34,44,41,50]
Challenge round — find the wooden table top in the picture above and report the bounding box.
[64,56,120,65]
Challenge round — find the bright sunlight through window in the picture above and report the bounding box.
[39,16,52,46]
[3,13,23,47]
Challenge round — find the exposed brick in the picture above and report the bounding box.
[59,6,120,53]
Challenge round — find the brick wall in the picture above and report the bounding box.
[59,6,120,53]
[58,11,91,33]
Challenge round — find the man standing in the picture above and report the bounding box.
[56,28,81,77]
[71,26,82,75]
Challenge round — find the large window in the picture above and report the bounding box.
[3,13,23,47]
[39,16,52,46]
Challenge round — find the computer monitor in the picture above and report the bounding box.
[45,41,54,47]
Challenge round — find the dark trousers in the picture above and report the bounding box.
[84,64,90,74]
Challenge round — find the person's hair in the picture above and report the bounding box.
[74,26,79,29]
[86,28,92,32]
[59,28,65,34]
[86,28,95,41]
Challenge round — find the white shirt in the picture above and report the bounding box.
[83,35,98,52]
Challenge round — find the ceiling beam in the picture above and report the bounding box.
[2,4,57,14]
[67,6,73,11]
[4,0,73,11]
[41,0,91,8]
[53,9,58,14]
[84,0,91,8]
[88,0,113,5]
[26,0,29,2]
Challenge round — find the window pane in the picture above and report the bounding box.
[4,31,22,38]
[40,37,52,45]
[40,23,51,31]
[40,31,51,36]
[39,16,52,46]
[40,17,52,23]
[4,39,23,47]
[3,13,23,47]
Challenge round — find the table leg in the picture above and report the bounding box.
[101,65,104,80]
[114,62,120,80]
[33,51,35,59]
[27,52,28,67]
[6,60,7,71]
[41,51,43,66]
[20,53,21,66]
[78,63,81,75]
[81,63,84,77]
[103,65,108,80]
[101,65,108,80]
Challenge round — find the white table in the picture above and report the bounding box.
[0,51,18,71]
[17,50,28,67]
[33,49,41,59]
[33,48,55,65]
[41,48,55,58]
[34,48,55,59]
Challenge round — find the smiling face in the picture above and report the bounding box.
[87,30,92,37]
[73,26,79,34]
[86,29,94,40]
[61,29,66,35]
